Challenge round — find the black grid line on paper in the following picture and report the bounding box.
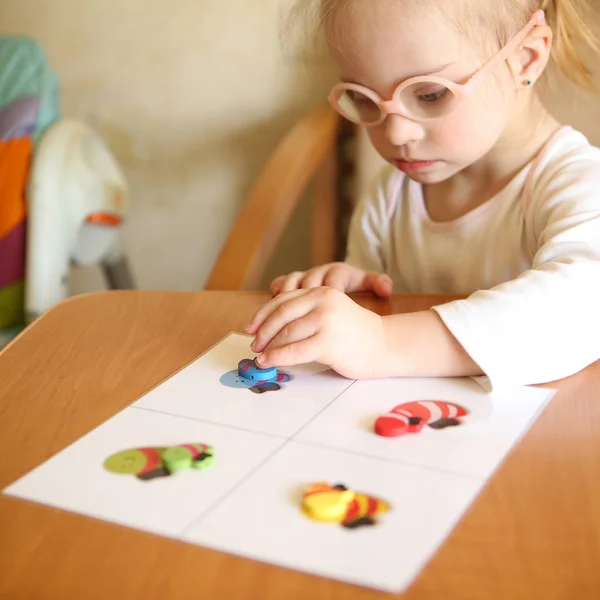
[176,377,359,533]
[131,405,289,440]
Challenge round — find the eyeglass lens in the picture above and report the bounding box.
[336,81,457,123]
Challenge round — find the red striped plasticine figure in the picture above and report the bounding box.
[374,401,468,438]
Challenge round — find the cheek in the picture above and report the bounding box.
[432,93,510,159]
[462,81,512,140]
[365,127,386,153]
[365,126,398,160]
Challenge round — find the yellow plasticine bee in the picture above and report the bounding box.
[301,481,390,529]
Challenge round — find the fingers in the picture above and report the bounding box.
[246,289,313,345]
[248,287,337,366]
[300,264,340,290]
[321,265,392,296]
[250,302,314,355]
[322,264,357,291]
[270,272,307,295]
[252,310,319,360]
[362,272,393,297]
[262,270,392,336]
[257,334,319,369]
[270,275,286,296]
[270,263,351,296]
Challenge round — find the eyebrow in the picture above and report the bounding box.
[340,62,456,85]
[425,62,455,76]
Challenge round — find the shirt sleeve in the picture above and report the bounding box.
[432,149,600,392]
[344,166,398,273]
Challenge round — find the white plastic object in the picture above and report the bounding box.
[25,118,128,321]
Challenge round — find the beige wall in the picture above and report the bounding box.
[0,0,336,292]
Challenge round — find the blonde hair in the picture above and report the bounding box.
[461,0,600,90]
[285,0,600,91]
[544,0,600,89]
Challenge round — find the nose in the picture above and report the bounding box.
[384,114,424,147]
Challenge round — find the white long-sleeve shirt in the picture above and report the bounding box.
[345,126,600,392]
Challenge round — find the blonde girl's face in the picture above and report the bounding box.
[325,0,519,184]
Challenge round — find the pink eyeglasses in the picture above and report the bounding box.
[328,10,546,125]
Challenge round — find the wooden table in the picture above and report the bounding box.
[1,291,599,600]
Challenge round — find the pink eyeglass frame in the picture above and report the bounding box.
[328,9,547,125]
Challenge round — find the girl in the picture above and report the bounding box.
[246,0,600,392]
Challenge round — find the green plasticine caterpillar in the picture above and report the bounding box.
[103,443,215,481]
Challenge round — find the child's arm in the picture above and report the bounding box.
[247,287,482,381]
[377,309,483,378]
[250,148,600,390]
[429,153,600,391]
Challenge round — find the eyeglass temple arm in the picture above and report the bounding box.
[469,9,547,90]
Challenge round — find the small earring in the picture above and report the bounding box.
[525,80,532,86]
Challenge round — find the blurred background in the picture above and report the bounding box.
[1,0,599,298]
[0,0,338,298]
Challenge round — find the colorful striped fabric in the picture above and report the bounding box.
[0,36,59,333]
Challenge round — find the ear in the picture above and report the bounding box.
[506,24,553,89]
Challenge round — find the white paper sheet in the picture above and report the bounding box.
[3,332,555,593]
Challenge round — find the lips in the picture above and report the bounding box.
[393,159,438,173]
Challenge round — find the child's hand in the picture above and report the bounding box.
[270,262,393,298]
[246,287,386,380]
